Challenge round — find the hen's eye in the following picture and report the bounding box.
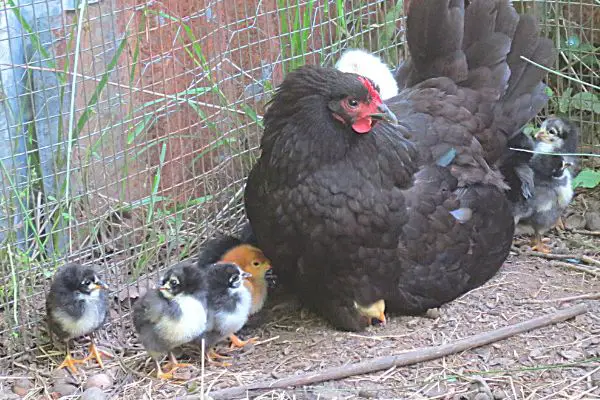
[347,98,359,108]
[252,261,260,267]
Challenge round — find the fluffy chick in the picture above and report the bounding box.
[198,230,272,347]
[513,117,579,253]
[133,261,207,379]
[335,48,399,100]
[196,262,252,365]
[46,263,110,374]
[355,299,386,326]
[221,245,271,313]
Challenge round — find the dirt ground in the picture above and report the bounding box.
[3,191,600,400]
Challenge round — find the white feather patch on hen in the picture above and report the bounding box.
[335,49,399,100]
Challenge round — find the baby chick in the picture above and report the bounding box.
[335,48,399,100]
[46,263,110,374]
[197,262,252,365]
[355,299,386,326]
[220,244,271,347]
[197,230,272,348]
[133,261,207,379]
[512,117,579,253]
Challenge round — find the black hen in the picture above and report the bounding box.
[245,0,555,331]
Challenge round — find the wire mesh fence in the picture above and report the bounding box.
[0,0,597,368]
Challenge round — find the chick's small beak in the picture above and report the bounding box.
[159,282,170,292]
[95,279,109,290]
[535,128,551,143]
[369,103,398,125]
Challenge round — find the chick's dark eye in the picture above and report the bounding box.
[347,98,359,108]
[82,279,91,286]
[252,261,260,267]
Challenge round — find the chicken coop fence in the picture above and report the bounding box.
[0,0,598,364]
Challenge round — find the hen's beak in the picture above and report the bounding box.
[378,311,386,325]
[370,103,398,125]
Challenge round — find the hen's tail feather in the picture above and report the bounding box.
[396,0,466,88]
[397,0,555,165]
[493,14,555,140]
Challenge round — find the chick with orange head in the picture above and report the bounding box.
[219,244,271,348]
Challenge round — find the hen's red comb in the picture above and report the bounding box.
[358,76,382,104]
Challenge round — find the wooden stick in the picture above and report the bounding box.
[549,261,600,278]
[209,304,588,399]
[525,251,600,268]
[569,229,600,237]
[521,292,600,304]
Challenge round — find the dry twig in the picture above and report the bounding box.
[549,261,600,278]
[521,292,600,304]
[209,304,588,399]
[569,229,600,237]
[525,251,600,268]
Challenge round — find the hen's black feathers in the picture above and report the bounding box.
[245,0,555,331]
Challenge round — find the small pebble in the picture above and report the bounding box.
[51,383,77,397]
[585,211,600,231]
[0,388,21,400]
[565,214,586,230]
[591,371,600,386]
[84,373,112,390]
[425,308,441,319]
[81,387,106,400]
[493,389,507,399]
[12,379,33,397]
[358,389,377,398]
